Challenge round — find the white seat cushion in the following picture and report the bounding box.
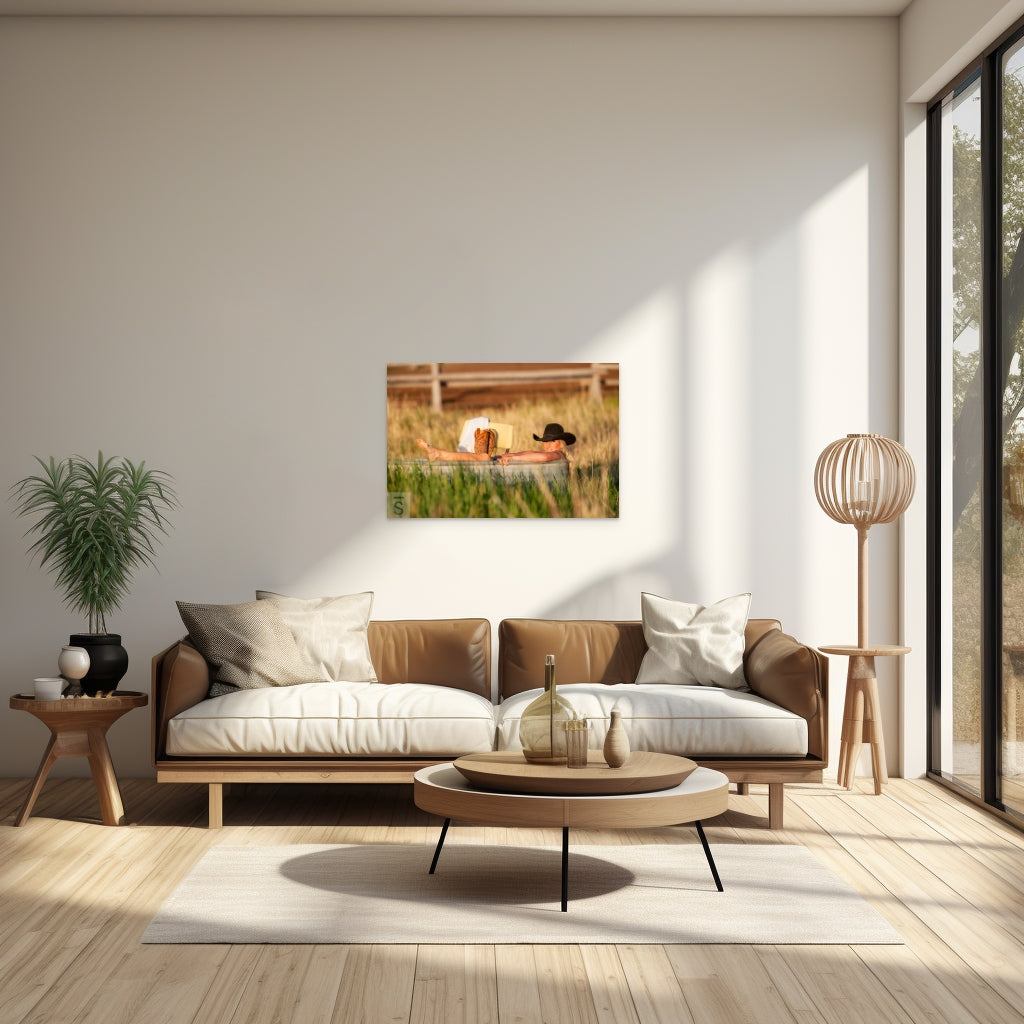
[496,684,807,758]
[167,681,497,757]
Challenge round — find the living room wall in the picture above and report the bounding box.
[0,15,899,782]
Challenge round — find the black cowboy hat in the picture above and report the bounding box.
[533,422,577,445]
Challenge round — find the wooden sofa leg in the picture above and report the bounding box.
[767,783,784,829]
[209,783,223,829]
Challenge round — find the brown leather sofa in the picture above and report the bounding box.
[497,618,828,829]
[152,618,491,827]
[153,615,826,829]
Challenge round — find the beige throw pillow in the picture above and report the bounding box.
[634,591,751,690]
[176,599,327,696]
[255,590,377,682]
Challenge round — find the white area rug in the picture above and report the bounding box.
[142,843,902,945]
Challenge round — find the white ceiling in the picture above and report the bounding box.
[0,0,915,16]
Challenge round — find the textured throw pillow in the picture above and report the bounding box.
[634,592,751,690]
[176,599,327,696]
[255,590,377,682]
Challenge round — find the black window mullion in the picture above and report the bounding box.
[981,50,1003,807]
[926,100,943,774]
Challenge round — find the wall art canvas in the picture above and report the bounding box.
[386,362,619,519]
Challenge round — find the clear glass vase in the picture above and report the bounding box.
[519,654,576,764]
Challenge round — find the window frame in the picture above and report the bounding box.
[927,22,1024,827]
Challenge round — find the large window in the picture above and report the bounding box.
[930,26,1024,823]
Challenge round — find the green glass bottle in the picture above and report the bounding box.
[519,654,576,764]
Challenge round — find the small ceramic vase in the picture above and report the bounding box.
[603,709,631,768]
[58,645,90,697]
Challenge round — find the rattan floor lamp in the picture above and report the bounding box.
[814,433,916,793]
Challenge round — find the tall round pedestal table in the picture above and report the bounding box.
[819,645,909,795]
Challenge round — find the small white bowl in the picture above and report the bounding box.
[33,677,65,701]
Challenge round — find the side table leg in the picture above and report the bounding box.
[14,734,60,827]
[429,818,451,874]
[840,657,872,790]
[85,727,126,826]
[695,821,724,892]
[862,675,888,795]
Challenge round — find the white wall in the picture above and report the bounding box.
[0,15,899,782]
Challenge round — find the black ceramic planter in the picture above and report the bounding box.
[69,633,129,695]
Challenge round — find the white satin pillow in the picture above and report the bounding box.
[634,592,751,690]
[256,590,377,683]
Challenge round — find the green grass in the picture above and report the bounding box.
[387,462,618,519]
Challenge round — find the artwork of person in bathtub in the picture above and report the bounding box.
[416,422,577,465]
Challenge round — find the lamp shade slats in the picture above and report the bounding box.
[814,434,915,528]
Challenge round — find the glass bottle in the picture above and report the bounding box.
[519,654,576,764]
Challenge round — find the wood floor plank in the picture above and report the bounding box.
[895,779,1024,852]
[224,945,319,1024]
[64,945,236,1024]
[410,944,498,1024]
[577,945,642,1024]
[495,945,545,1024]
[750,947,830,1024]
[664,945,799,1024]
[852,943,1007,1024]
[189,946,265,1024]
[616,945,695,1024]
[331,944,418,1024]
[768,946,917,1024]
[534,944,601,1024]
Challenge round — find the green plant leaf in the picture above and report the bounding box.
[11,452,178,632]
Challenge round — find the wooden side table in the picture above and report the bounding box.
[818,646,909,795]
[9,691,148,826]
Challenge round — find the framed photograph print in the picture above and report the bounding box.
[386,362,619,519]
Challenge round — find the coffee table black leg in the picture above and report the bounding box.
[695,820,724,892]
[561,826,569,912]
[429,818,451,874]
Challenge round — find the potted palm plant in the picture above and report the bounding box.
[12,452,177,695]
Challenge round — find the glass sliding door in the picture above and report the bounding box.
[1002,41,1024,815]
[930,20,1024,827]
[936,71,983,794]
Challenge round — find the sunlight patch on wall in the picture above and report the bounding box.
[684,244,753,595]
[798,165,873,641]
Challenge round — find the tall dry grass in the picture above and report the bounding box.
[387,393,619,518]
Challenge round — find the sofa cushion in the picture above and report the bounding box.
[634,592,751,690]
[495,683,807,757]
[256,590,377,683]
[166,680,497,757]
[176,599,327,696]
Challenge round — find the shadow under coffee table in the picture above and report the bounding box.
[413,752,729,912]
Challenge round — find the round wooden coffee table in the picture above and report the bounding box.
[413,753,729,911]
[9,691,148,826]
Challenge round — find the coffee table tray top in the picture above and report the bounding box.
[454,750,696,795]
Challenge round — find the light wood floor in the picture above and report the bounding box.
[2,775,1023,1024]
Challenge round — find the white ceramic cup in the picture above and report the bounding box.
[33,677,65,701]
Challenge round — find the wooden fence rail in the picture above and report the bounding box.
[387,363,618,412]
